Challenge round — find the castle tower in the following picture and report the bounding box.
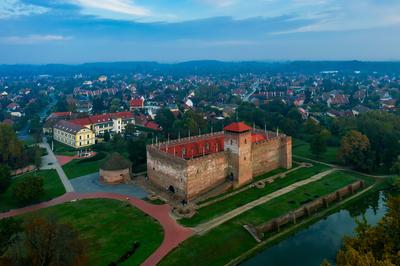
[224,122,253,187]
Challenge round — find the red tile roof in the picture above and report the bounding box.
[89,114,111,124]
[160,135,224,159]
[251,133,267,143]
[110,111,133,120]
[130,98,144,108]
[145,121,161,131]
[224,122,252,133]
[70,117,92,126]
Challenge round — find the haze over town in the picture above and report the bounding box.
[1,0,400,63]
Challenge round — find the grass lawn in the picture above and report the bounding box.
[293,138,340,164]
[160,171,374,266]
[52,140,79,156]
[19,199,164,266]
[0,169,65,212]
[21,137,38,146]
[179,163,331,227]
[63,156,108,179]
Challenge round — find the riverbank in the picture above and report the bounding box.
[226,179,390,266]
[160,170,379,266]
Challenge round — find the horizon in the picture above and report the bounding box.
[1,1,400,64]
[2,59,400,66]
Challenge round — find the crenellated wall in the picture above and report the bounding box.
[146,130,292,200]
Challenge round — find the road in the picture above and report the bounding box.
[243,82,258,102]
[40,137,75,192]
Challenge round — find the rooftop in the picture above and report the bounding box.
[224,122,252,133]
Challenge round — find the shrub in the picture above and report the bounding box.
[13,176,44,204]
[0,165,11,193]
[108,242,140,265]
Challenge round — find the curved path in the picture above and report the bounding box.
[0,192,193,266]
[293,155,395,178]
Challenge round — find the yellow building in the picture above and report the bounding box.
[53,120,95,148]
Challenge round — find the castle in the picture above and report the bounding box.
[147,122,292,200]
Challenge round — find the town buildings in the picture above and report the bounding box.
[147,122,292,200]
[53,111,134,147]
[53,120,95,148]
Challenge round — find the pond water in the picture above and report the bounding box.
[242,190,391,266]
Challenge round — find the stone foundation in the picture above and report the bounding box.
[100,168,130,184]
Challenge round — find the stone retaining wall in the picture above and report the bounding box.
[254,180,365,236]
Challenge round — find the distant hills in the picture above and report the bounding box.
[1,60,400,76]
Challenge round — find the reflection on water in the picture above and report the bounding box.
[241,190,392,266]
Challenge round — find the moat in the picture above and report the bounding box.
[242,189,393,266]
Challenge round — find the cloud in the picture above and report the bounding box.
[0,34,71,44]
[0,0,48,19]
[67,0,151,19]
[196,0,238,8]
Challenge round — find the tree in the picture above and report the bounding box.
[390,156,400,175]
[103,131,111,142]
[13,176,44,204]
[109,98,121,113]
[338,130,371,172]
[128,137,147,168]
[310,130,330,158]
[155,108,176,133]
[0,218,21,255]
[0,124,23,167]
[55,97,69,112]
[33,146,42,169]
[5,217,87,266]
[92,96,106,114]
[334,196,400,266]
[0,165,11,193]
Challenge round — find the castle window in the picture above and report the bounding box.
[245,139,247,144]
[230,140,233,145]
[244,156,246,160]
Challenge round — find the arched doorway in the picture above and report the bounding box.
[168,185,176,194]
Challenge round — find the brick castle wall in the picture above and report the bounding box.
[146,131,292,200]
[251,135,292,177]
[147,146,189,199]
[186,152,229,200]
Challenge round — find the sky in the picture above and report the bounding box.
[0,0,400,64]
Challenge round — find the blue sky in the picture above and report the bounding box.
[0,0,400,63]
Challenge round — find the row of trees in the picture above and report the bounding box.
[308,111,400,173]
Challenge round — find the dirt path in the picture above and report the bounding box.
[194,169,336,235]
[0,192,193,266]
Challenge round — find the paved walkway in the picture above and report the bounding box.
[56,152,97,166]
[0,192,193,266]
[71,173,148,199]
[194,169,336,235]
[39,138,74,192]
